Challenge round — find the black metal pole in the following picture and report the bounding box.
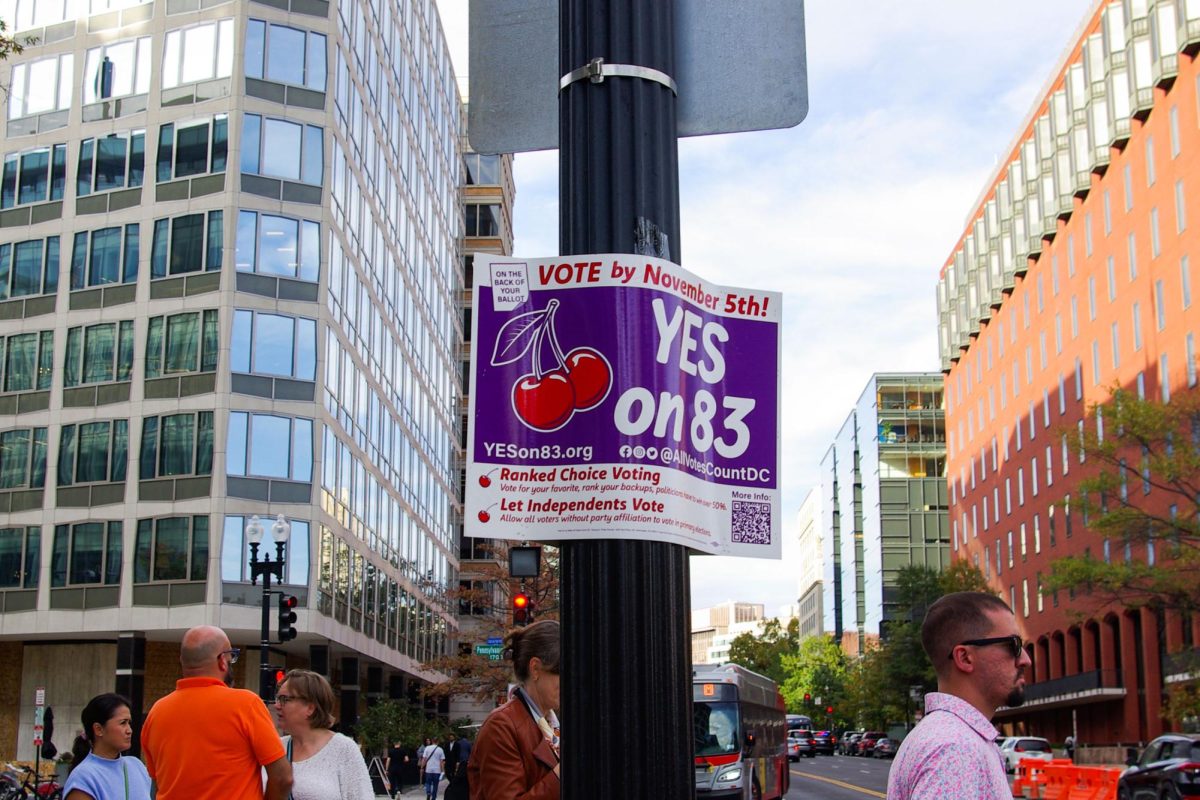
[559,2,692,797]
[259,568,272,701]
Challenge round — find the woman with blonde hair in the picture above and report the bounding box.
[469,620,560,800]
[274,669,374,800]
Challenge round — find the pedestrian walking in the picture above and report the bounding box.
[141,625,293,800]
[274,669,374,800]
[422,739,447,800]
[1064,734,1075,762]
[445,734,471,800]
[886,592,1031,800]
[385,738,408,798]
[62,693,151,800]
[468,620,560,800]
[418,737,433,786]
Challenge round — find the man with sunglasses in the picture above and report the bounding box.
[887,592,1032,800]
[142,625,293,800]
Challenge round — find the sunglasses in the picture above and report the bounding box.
[948,634,1025,661]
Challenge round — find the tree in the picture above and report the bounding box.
[357,700,447,755]
[780,634,848,717]
[0,19,31,65]
[1046,387,1200,615]
[420,543,560,705]
[726,616,799,686]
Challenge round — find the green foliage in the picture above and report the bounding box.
[1046,387,1200,615]
[0,19,33,62]
[780,635,848,717]
[357,700,448,755]
[727,617,799,686]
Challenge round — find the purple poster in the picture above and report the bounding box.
[466,254,781,558]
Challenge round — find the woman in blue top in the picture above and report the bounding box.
[63,694,151,800]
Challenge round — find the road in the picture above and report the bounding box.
[786,753,891,799]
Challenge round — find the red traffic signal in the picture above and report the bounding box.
[275,669,286,685]
[512,592,532,626]
[277,594,299,642]
[803,693,811,703]
[826,706,834,715]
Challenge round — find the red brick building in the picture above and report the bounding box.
[938,0,1200,745]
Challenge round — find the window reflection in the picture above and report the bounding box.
[162,20,234,89]
[9,53,73,119]
[235,210,320,281]
[83,37,151,103]
[226,412,313,481]
[241,114,324,186]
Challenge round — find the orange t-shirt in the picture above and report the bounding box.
[142,677,286,800]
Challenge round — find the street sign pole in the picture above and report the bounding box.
[559,1,693,797]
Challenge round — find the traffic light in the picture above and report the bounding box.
[826,706,834,715]
[278,594,298,642]
[804,693,811,704]
[512,592,532,626]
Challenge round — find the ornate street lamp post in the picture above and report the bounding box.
[245,514,290,701]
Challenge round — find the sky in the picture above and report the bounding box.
[438,0,1097,615]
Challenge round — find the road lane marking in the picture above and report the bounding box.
[789,769,886,798]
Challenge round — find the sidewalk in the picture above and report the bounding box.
[376,783,447,799]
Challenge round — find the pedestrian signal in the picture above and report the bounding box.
[513,592,532,626]
[278,594,298,642]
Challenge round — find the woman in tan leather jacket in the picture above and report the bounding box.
[469,620,560,800]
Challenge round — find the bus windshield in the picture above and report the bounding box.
[694,701,740,756]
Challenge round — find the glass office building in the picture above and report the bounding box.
[819,373,949,655]
[0,0,463,758]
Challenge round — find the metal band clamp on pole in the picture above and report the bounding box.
[559,57,678,94]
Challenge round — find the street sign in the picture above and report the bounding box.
[486,636,503,645]
[474,644,504,661]
[468,0,808,153]
[34,687,44,706]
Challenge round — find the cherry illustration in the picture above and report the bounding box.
[478,510,490,523]
[479,468,499,488]
[512,369,576,431]
[564,347,612,410]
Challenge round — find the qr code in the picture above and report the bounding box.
[731,501,771,544]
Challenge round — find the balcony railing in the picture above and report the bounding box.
[1023,669,1123,702]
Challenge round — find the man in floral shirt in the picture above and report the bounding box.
[887,592,1032,800]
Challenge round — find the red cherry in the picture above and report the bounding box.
[512,370,576,431]
[478,510,490,523]
[564,347,612,410]
[479,475,491,488]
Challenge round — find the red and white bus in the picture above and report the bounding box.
[694,663,789,800]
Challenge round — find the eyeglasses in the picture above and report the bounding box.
[220,648,241,664]
[949,634,1024,661]
[274,694,302,705]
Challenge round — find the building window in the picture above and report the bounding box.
[1,143,68,209]
[1104,189,1112,233]
[145,310,217,378]
[134,515,208,582]
[8,52,73,119]
[1162,354,1171,402]
[0,331,53,393]
[464,153,500,185]
[1048,505,1056,547]
[220,515,309,585]
[0,237,58,300]
[241,114,324,185]
[466,204,502,237]
[82,36,152,103]
[226,412,313,482]
[0,426,47,488]
[64,321,134,387]
[234,211,319,281]
[155,116,228,182]
[231,310,316,380]
[1111,322,1120,368]
[161,20,234,89]
[58,420,128,486]
[1184,256,1193,309]
[1132,303,1142,351]
[1188,333,1197,388]
[0,526,39,589]
[150,211,222,278]
[77,131,145,196]
[139,411,213,479]
[70,224,139,288]
[1177,180,1187,233]
[1151,209,1161,259]
[51,521,121,586]
[245,20,327,91]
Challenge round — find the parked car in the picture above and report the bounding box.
[998,736,1054,773]
[856,732,887,757]
[813,730,835,755]
[1118,733,1200,800]
[873,738,898,759]
[840,732,864,755]
[789,729,816,758]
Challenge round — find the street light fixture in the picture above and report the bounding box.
[246,514,291,702]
